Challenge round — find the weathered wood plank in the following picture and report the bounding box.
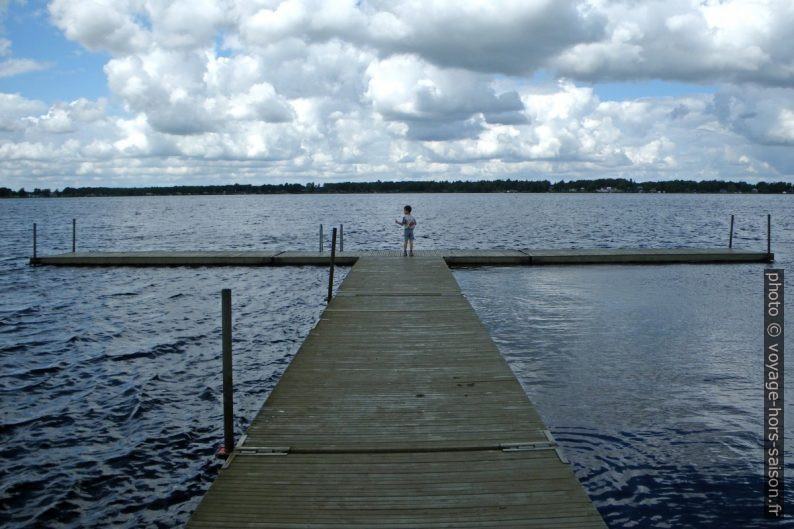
[187,256,607,528]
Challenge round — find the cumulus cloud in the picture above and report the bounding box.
[230,0,794,85]
[44,0,794,84]
[0,93,47,130]
[49,0,151,54]
[365,55,525,140]
[145,0,234,50]
[102,49,296,135]
[714,85,794,146]
[362,1,605,75]
[550,0,794,86]
[23,98,108,133]
[0,0,791,188]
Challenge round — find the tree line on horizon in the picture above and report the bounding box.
[1,178,791,198]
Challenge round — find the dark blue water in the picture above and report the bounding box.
[1,193,791,527]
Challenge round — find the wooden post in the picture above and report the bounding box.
[728,214,734,249]
[327,228,337,303]
[221,288,234,457]
[767,214,771,256]
[33,223,37,259]
[72,218,76,253]
[319,224,323,253]
[339,224,344,252]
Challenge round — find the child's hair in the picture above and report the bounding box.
[404,205,412,213]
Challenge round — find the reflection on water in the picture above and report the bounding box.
[455,263,792,528]
[1,193,791,527]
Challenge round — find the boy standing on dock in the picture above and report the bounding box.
[395,205,417,256]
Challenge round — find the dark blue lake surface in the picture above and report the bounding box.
[1,193,792,528]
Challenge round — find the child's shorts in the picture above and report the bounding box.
[404,228,415,241]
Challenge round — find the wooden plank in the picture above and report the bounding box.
[189,450,604,527]
[526,247,772,264]
[187,256,607,528]
[29,250,280,266]
[273,251,358,266]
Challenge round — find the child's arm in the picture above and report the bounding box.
[395,218,404,225]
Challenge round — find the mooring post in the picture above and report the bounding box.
[728,214,734,249]
[327,228,337,303]
[221,288,234,458]
[319,224,323,253]
[33,223,37,259]
[72,218,76,253]
[339,224,344,252]
[767,214,771,257]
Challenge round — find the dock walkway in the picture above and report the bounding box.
[31,247,771,267]
[187,256,608,528]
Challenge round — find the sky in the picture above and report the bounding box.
[1,0,793,189]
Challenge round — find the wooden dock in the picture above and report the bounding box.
[30,247,772,267]
[187,256,608,528]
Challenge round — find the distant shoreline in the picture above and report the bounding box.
[2,178,791,198]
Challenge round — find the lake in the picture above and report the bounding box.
[1,193,791,528]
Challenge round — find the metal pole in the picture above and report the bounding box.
[339,224,344,252]
[319,224,323,253]
[767,214,771,256]
[72,218,76,253]
[327,228,337,303]
[221,288,234,457]
[728,214,734,249]
[33,223,37,259]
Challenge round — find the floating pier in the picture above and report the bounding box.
[21,212,776,526]
[187,256,608,528]
[26,240,773,526]
[30,247,772,267]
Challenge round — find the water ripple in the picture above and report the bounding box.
[1,194,792,528]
